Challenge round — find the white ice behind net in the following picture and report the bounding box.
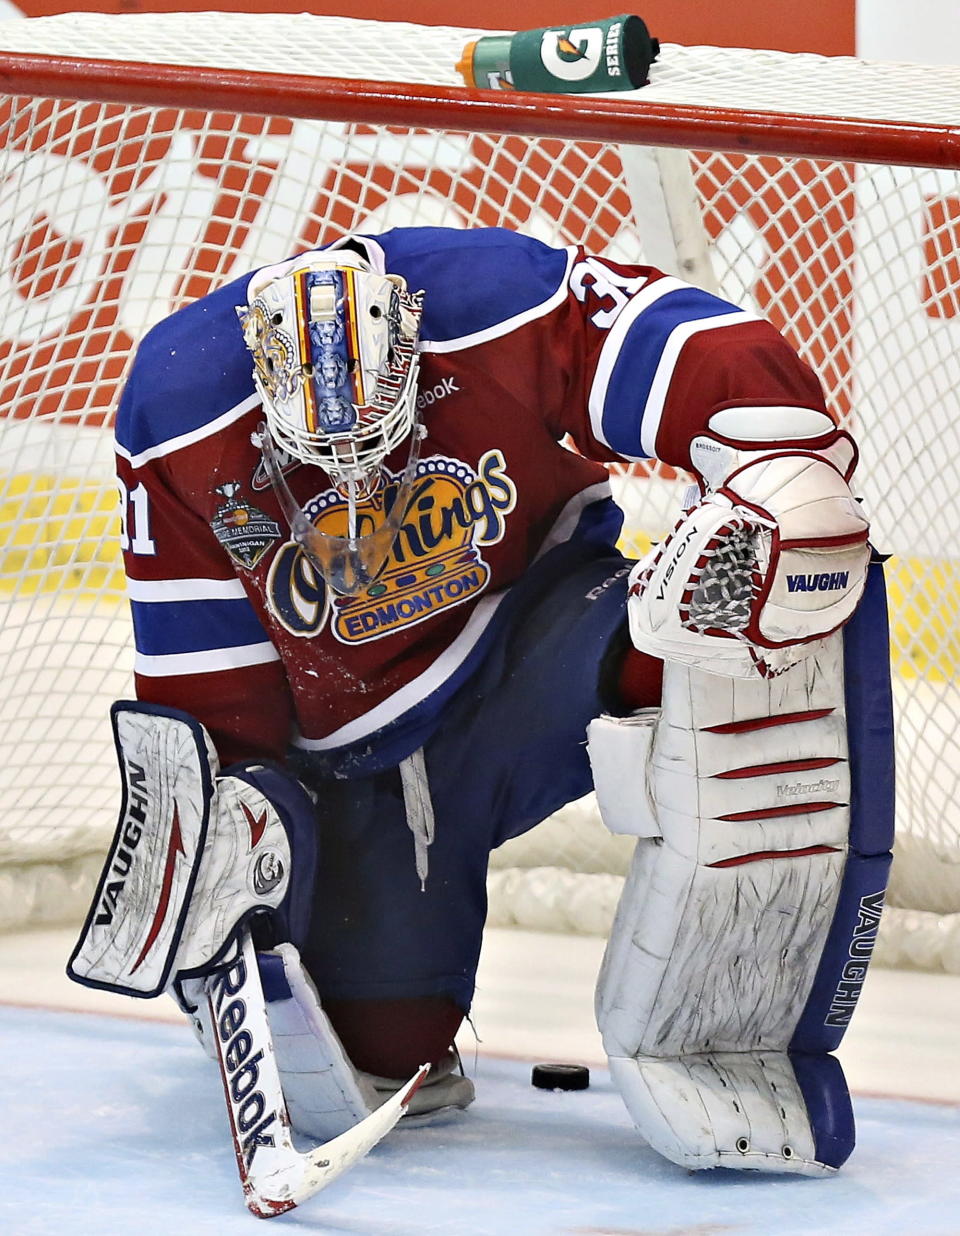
[0,13,959,970]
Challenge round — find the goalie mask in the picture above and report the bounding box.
[238,252,425,596]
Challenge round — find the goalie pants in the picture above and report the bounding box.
[292,548,652,1061]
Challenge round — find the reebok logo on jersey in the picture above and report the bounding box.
[786,571,849,593]
[416,376,459,410]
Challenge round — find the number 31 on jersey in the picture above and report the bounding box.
[118,478,157,556]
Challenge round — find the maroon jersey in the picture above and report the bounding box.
[116,227,827,773]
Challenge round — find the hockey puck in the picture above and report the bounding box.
[531,1063,590,1091]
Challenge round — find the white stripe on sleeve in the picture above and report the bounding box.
[134,642,280,677]
[126,577,248,602]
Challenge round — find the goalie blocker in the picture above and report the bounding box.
[67,701,318,997]
[590,559,893,1174]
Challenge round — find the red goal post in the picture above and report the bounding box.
[1,11,959,972]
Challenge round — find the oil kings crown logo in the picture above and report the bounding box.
[267,450,517,644]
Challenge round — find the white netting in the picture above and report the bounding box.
[0,13,958,969]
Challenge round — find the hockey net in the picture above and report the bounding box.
[1,12,959,972]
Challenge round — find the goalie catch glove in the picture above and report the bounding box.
[627,407,870,678]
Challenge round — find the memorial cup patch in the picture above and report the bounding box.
[210,482,282,569]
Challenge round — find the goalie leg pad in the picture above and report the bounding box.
[68,701,318,997]
[182,943,473,1141]
[259,946,473,1139]
[591,565,893,1174]
[608,1050,841,1175]
[257,944,381,1142]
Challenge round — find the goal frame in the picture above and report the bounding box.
[3,51,960,171]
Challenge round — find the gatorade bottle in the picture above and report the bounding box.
[457,15,660,95]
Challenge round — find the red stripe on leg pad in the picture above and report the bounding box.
[708,844,841,868]
[703,708,834,734]
[714,756,843,779]
[718,801,844,821]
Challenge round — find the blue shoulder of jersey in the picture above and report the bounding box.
[371,227,573,344]
[115,267,257,462]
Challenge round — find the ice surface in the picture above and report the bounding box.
[2,1005,959,1236]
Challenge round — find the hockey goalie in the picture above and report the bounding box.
[67,226,893,1209]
